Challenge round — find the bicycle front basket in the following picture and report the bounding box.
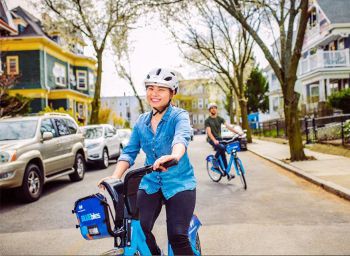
[73,193,113,240]
[226,141,241,153]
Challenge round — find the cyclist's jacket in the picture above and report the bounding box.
[118,105,196,199]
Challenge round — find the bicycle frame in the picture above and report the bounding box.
[217,149,246,177]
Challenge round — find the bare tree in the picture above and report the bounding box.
[112,28,145,114]
[214,0,309,161]
[164,2,257,142]
[39,0,140,124]
[0,72,31,117]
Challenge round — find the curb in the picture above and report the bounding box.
[248,148,350,202]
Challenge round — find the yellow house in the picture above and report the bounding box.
[0,6,96,124]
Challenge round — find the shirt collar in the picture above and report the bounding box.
[146,104,173,126]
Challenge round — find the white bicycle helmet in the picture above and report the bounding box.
[208,102,218,110]
[144,68,179,93]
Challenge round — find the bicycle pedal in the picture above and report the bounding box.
[227,174,235,181]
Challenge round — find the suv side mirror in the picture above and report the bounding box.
[42,132,53,141]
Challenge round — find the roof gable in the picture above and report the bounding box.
[317,0,350,24]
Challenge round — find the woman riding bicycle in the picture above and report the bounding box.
[99,68,196,255]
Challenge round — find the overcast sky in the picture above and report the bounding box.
[8,0,268,97]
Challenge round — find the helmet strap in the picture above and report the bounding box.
[152,99,172,116]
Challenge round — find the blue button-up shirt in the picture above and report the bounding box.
[118,105,196,199]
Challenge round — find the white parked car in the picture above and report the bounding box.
[81,124,122,169]
[221,124,248,151]
[116,128,132,149]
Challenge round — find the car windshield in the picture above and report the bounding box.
[0,120,38,140]
[118,130,131,138]
[84,127,103,139]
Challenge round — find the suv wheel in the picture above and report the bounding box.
[18,163,43,203]
[69,153,86,182]
[100,148,109,169]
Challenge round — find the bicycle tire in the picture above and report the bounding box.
[206,159,222,182]
[195,232,201,255]
[235,158,247,190]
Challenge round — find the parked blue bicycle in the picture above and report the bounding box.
[206,135,247,189]
[72,160,201,256]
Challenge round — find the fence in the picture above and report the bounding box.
[250,114,350,147]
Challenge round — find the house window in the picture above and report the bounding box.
[6,56,19,75]
[198,98,203,109]
[309,84,319,103]
[193,115,197,124]
[69,68,76,87]
[272,97,279,112]
[53,62,66,86]
[198,114,204,124]
[76,70,87,90]
[309,8,317,28]
[88,71,95,92]
[192,100,197,109]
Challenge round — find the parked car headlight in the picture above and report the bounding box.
[0,150,17,163]
[86,143,100,149]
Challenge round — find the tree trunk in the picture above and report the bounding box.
[90,51,103,124]
[284,87,307,161]
[228,91,234,124]
[136,95,145,113]
[239,100,252,143]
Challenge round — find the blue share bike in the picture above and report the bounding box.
[206,135,247,189]
[72,159,201,256]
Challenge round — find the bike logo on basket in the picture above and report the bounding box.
[81,213,101,222]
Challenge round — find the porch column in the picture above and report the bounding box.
[301,82,308,105]
[326,78,331,97]
[319,78,325,101]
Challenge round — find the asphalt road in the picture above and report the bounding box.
[1,135,350,255]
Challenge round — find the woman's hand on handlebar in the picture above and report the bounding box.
[153,155,178,171]
[97,175,121,189]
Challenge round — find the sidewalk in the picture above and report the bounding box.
[249,139,350,201]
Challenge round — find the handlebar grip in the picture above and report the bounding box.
[160,159,178,169]
[100,178,122,199]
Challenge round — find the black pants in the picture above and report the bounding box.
[209,140,228,168]
[137,189,196,255]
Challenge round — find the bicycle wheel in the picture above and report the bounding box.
[195,233,201,255]
[235,158,247,190]
[206,159,222,182]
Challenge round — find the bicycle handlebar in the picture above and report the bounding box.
[100,159,179,201]
[218,134,241,144]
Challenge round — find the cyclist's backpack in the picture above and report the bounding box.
[73,193,113,240]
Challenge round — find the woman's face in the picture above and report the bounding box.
[146,85,173,109]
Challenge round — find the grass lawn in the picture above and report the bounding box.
[253,136,350,158]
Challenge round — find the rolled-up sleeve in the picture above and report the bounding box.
[118,123,141,167]
[171,111,191,149]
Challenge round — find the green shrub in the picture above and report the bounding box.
[328,88,350,113]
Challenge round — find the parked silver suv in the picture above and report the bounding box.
[0,113,87,203]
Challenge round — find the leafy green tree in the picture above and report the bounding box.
[328,88,350,114]
[245,66,269,114]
